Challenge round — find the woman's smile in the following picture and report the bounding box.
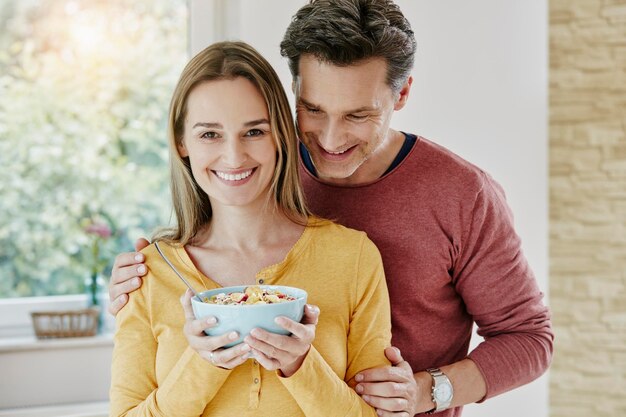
[213,168,257,185]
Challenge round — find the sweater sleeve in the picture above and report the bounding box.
[109,269,232,417]
[453,173,554,400]
[278,236,392,417]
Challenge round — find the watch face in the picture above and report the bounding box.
[435,383,453,403]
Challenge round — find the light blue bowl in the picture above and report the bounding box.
[191,285,307,347]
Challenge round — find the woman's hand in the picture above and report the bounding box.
[244,304,320,377]
[180,289,251,369]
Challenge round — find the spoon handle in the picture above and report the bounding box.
[154,241,200,298]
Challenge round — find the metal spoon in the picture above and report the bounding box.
[154,241,201,299]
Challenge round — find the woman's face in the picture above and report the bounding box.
[178,77,277,210]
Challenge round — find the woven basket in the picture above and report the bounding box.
[30,307,100,338]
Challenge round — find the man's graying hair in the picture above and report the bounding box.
[280,0,416,93]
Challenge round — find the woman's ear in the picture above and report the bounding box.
[177,140,189,158]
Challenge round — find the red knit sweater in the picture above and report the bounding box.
[300,136,553,416]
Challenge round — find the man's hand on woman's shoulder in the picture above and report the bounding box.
[108,237,150,316]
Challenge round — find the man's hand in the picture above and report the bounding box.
[244,304,320,377]
[355,346,423,417]
[108,238,150,316]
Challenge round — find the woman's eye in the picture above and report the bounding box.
[200,131,219,139]
[245,128,265,137]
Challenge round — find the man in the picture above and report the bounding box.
[109,1,553,415]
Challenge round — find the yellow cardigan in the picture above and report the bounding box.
[110,219,391,417]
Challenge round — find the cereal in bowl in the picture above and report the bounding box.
[203,286,296,305]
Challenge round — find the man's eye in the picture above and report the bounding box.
[245,128,265,137]
[349,114,367,121]
[306,106,320,114]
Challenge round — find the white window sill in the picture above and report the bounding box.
[0,294,115,338]
[0,332,113,353]
[0,401,108,417]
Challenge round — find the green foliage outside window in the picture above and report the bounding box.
[0,0,188,297]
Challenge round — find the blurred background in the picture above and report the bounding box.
[0,0,623,416]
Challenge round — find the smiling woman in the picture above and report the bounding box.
[0,0,188,298]
[178,78,278,209]
[109,40,392,417]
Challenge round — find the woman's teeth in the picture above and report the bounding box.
[215,169,253,181]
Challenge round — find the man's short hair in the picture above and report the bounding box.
[280,0,416,93]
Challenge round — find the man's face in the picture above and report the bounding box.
[295,55,403,183]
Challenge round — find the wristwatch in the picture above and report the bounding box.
[425,368,453,414]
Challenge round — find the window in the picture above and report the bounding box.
[0,0,188,298]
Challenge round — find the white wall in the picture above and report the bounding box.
[0,335,112,410]
[397,3,549,417]
[190,1,549,416]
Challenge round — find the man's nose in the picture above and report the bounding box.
[317,119,345,151]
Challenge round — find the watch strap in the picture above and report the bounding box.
[425,368,453,414]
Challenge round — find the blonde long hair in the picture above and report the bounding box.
[155,41,311,245]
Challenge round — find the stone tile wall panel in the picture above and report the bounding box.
[550,0,626,415]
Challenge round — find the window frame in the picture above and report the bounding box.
[0,0,222,339]
[0,0,239,339]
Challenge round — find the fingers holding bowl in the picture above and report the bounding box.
[187,285,309,370]
[191,285,308,346]
[209,342,252,369]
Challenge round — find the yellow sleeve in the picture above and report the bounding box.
[278,236,392,417]
[109,270,232,417]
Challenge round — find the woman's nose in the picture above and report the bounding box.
[222,139,247,167]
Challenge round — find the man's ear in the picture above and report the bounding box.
[393,76,413,111]
[177,140,189,158]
